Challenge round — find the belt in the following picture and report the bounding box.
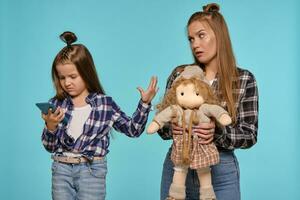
[51,155,103,164]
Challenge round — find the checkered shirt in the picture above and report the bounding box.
[41,93,151,160]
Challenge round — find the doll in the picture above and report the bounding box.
[147,65,232,200]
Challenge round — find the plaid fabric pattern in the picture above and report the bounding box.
[172,135,219,169]
[163,106,219,169]
[158,64,259,150]
[41,93,151,160]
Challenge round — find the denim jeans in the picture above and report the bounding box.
[161,148,240,200]
[51,158,107,200]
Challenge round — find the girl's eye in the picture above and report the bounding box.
[59,76,65,80]
[181,92,184,96]
[196,93,199,96]
[199,33,205,38]
[188,37,194,43]
[71,75,77,79]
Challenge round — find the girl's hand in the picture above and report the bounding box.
[137,76,158,104]
[171,123,184,135]
[192,121,215,144]
[41,107,65,132]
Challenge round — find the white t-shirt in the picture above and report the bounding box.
[67,104,92,141]
[209,78,216,86]
[63,104,92,157]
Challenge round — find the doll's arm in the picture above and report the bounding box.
[200,104,232,126]
[147,106,174,134]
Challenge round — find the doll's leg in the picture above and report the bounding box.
[168,165,188,200]
[196,167,216,200]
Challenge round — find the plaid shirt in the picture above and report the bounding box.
[41,93,151,160]
[158,64,259,150]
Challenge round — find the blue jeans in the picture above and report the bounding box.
[161,148,240,200]
[52,158,107,200]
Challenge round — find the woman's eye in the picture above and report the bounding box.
[59,77,65,80]
[188,37,194,43]
[196,93,199,96]
[199,33,204,38]
[71,75,77,79]
[181,92,184,96]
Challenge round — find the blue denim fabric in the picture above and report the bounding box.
[51,158,107,200]
[161,148,240,200]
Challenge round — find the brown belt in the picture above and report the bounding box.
[51,155,103,164]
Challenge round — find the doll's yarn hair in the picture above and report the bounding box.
[156,76,219,112]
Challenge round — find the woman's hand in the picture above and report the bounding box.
[137,76,158,104]
[41,107,65,132]
[171,123,184,135]
[192,121,216,144]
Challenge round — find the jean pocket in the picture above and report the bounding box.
[88,160,107,178]
[51,161,59,175]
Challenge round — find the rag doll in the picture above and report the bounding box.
[147,65,232,200]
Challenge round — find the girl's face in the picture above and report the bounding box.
[56,63,88,99]
[188,20,217,65]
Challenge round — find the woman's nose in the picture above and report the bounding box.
[192,39,200,49]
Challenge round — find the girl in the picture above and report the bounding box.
[41,31,158,200]
[159,3,259,200]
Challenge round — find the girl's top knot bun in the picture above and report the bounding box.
[203,3,220,13]
[60,31,77,47]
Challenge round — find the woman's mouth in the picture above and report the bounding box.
[195,51,204,57]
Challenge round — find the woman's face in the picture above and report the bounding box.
[188,20,217,65]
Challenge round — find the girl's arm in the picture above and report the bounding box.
[40,99,64,152]
[215,70,258,149]
[111,99,151,137]
[112,76,158,137]
[41,128,59,153]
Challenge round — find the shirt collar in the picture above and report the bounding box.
[63,92,98,108]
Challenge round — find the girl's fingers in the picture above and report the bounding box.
[152,76,158,89]
[58,112,65,122]
[53,107,61,115]
[137,87,144,95]
[41,113,47,120]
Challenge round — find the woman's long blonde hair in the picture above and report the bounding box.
[187,3,240,123]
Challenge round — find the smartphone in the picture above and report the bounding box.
[36,102,68,124]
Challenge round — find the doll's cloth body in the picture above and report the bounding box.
[154,104,227,169]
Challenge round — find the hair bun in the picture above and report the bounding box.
[203,3,220,13]
[60,31,77,46]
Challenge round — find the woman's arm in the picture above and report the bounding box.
[215,70,259,149]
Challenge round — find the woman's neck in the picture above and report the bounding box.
[204,58,218,81]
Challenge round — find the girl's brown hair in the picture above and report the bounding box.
[52,31,105,100]
[157,77,219,112]
[187,3,240,123]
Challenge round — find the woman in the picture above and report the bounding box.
[159,3,258,200]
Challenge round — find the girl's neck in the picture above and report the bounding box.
[204,58,218,81]
[71,90,89,107]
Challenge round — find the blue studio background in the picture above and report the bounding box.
[1,0,299,199]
